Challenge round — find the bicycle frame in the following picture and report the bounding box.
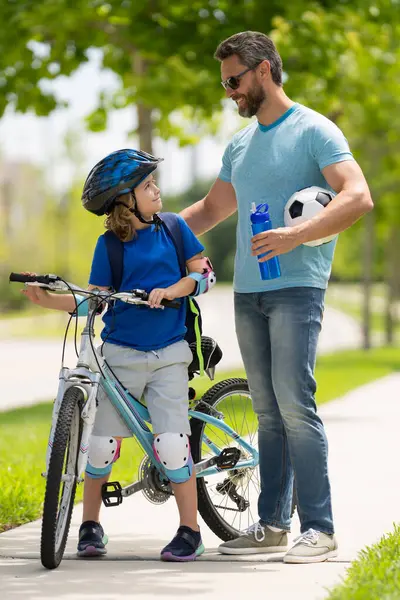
[44,289,259,487]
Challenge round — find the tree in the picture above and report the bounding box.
[2,0,399,343]
[271,5,400,347]
[0,1,279,151]
[0,0,379,150]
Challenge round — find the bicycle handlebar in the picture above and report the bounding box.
[9,273,181,309]
[9,272,60,285]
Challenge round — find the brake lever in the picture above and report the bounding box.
[25,280,67,291]
[131,288,147,300]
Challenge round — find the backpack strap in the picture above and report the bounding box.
[103,217,184,291]
[159,212,186,277]
[160,213,204,375]
[104,230,124,292]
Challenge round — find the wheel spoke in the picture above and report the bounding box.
[193,381,260,540]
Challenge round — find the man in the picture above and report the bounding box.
[180,31,373,563]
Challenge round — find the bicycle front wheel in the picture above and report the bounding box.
[191,378,260,541]
[40,386,83,569]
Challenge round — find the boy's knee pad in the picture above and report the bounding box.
[153,432,193,484]
[85,435,121,479]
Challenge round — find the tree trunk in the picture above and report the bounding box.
[362,212,374,349]
[56,193,70,280]
[385,225,399,345]
[1,177,12,242]
[131,52,153,154]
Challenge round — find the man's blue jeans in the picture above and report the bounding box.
[234,287,334,534]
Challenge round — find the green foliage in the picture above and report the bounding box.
[271,4,400,275]
[0,0,292,141]
[327,524,400,600]
[1,1,400,294]
[4,0,396,145]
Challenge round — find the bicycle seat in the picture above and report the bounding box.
[188,336,223,379]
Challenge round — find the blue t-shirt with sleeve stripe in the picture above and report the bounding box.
[89,215,204,351]
[218,103,354,293]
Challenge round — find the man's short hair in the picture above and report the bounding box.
[214,31,283,86]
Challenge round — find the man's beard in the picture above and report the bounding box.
[234,84,266,118]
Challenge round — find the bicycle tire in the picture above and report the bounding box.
[191,378,297,542]
[40,386,84,569]
[191,378,255,541]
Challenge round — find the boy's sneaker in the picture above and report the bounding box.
[77,520,108,557]
[218,522,288,555]
[161,526,205,562]
[283,528,338,563]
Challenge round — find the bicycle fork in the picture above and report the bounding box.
[42,367,100,482]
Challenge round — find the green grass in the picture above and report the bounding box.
[327,524,400,600]
[1,346,399,533]
[0,403,54,531]
[314,346,400,404]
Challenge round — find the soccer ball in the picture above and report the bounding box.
[284,186,336,247]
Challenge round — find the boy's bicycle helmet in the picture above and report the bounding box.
[81,149,163,219]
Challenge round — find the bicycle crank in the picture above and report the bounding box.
[139,456,173,504]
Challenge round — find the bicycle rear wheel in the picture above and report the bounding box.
[40,386,83,569]
[191,378,260,541]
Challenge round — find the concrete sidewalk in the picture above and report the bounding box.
[1,373,400,599]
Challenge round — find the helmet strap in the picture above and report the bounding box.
[113,191,162,231]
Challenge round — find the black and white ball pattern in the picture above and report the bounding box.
[284,186,336,247]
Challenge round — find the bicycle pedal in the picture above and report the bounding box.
[101,480,123,507]
[216,447,241,469]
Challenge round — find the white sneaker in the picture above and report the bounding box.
[283,528,338,564]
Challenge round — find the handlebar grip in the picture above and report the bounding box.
[161,298,181,309]
[132,289,180,309]
[9,273,55,284]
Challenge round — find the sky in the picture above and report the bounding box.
[0,49,241,196]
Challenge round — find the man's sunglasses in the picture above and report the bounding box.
[221,63,261,91]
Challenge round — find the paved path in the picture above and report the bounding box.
[1,373,399,599]
[0,288,361,411]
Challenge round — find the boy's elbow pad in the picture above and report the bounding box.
[188,258,216,296]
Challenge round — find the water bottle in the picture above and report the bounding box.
[250,202,281,280]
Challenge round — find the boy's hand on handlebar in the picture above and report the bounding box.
[147,287,177,309]
[20,272,50,306]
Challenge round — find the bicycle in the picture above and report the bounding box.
[10,272,259,569]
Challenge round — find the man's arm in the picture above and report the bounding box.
[251,159,374,260]
[180,178,237,236]
[295,160,373,245]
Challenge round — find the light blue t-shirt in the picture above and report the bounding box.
[218,103,354,292]
[89,216,204,351]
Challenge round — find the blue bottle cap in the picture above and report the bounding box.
[250,202,270,223]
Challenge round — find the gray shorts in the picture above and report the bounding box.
[93,340,193,437]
